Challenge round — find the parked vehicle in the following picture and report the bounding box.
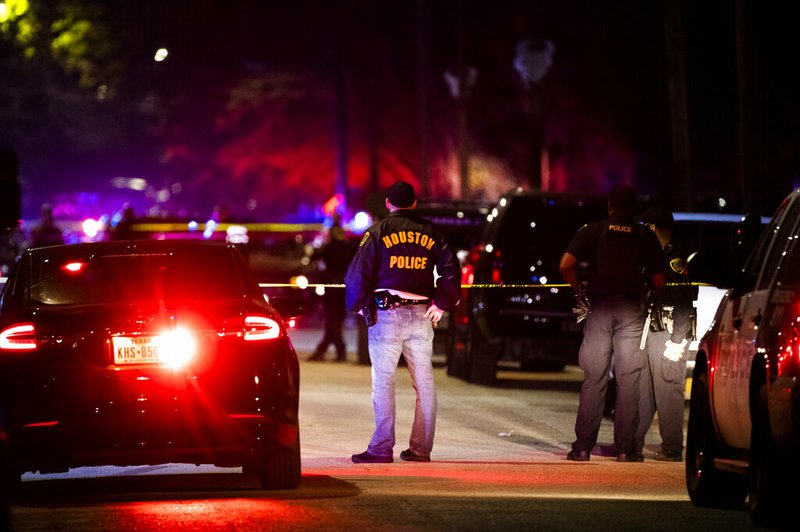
[686,188,800,527]
[0,240,304,491]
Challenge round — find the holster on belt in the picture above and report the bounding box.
[362,296,378,327]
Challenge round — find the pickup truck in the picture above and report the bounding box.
[686,188,800,527]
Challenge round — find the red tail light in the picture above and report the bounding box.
[491,267,503,285]
[491,249,504,285]
[244,316,282,341]
[0,323,37,351]
[461,264,475,286]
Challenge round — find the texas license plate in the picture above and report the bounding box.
[112,336,161,365]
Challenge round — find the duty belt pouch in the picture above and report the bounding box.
[363,296,378,327]
[374,291,392,310]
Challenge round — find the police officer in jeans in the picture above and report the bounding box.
[634,206,697,462]
[559,184,665,462]
[345,181,460,463]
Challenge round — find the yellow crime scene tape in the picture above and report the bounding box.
[258,282,711,289]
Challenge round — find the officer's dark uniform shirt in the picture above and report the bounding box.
[344,210,460,312]
[655,242,697,343]
[565,213,664,298]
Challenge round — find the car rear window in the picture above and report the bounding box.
[28,252,245,305]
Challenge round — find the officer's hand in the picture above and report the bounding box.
[424,303,444,327]
[663,339,687,362]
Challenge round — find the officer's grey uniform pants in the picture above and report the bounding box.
[572,296,646,455]
[635,329,687,454]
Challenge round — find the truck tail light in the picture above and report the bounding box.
[0,323,37,351]
[461,264,475,286]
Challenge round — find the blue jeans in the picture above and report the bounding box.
[366,304,436,458]
[572,296,646,455]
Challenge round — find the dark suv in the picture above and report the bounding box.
[446,189,607,384]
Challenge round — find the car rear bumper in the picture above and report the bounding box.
[11,410,298,473]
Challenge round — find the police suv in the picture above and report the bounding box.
[686,188,800,527]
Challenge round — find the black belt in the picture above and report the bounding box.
[374,291,430,309]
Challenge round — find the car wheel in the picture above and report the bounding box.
[446,303,498,385]
[748,385,790,527]
[244,438,301,490]
[0,438,20,502]
[685,371,747,508]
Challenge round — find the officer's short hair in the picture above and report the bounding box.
[607,184,636,215]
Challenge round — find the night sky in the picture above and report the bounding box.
[2,0,800,221]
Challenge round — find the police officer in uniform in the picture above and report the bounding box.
[634,206,697,461]
[559,184,665,462]
[345,181,460,463]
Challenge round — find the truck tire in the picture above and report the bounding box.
[748,385,790,527]
[446,305,499,385]
[685,371,747,508]
[464,318,499,386]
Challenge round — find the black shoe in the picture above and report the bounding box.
[616,452,644,463]
[596,444,617,457]
[306,353,326,362]
[351,451,393,463]
[566,449,590,461]
[399,449,430,462]
[654,450,682,462]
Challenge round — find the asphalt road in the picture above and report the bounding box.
[4,325,760,531]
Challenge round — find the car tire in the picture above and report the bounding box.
[464,318,499,386]
[0,438,20,502]
[446,303,497,385]
[685,371,747,508]
[244,437,301,490]
[748,385,790,527]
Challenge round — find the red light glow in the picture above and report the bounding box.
[22,421,59,428]
[0,323,37,351]
[62,262,87,273]
[776,310,800,377]
[156,328,197,369]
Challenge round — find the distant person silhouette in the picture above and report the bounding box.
[29,203,65,248]
[308,225,357,361]
[110,205,136,241]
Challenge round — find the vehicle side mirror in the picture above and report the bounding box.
[270,296,304,320]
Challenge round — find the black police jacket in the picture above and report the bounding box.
[344,210,461,312]
[565,214,664,299]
